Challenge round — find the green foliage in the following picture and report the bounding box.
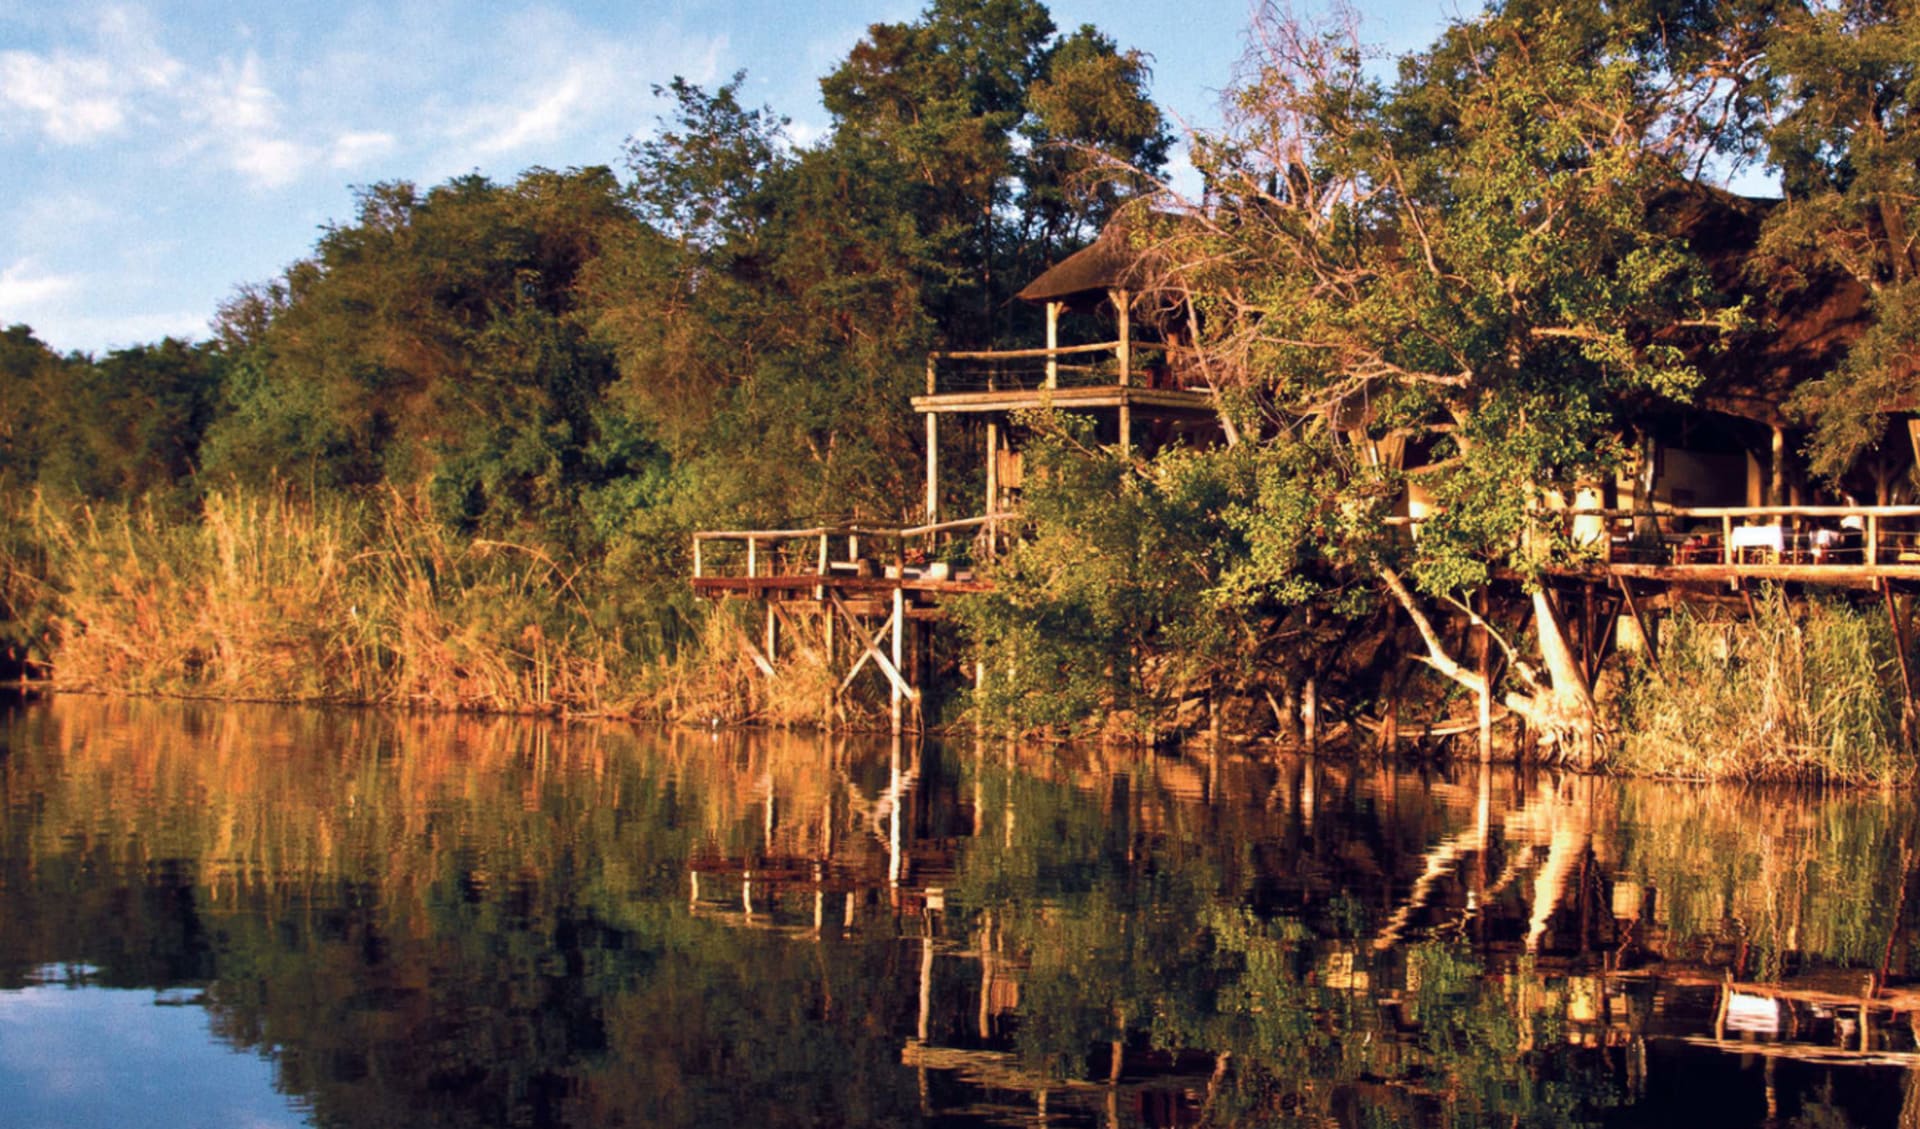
[0,332,223,508]
[953,416,1256,735]
[1758,2,1920,476]
[206,167,635,544]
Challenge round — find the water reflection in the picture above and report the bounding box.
[2,697,1919,1126]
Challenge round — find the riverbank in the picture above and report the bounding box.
[6,489,1918,783]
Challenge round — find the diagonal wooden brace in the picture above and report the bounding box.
[828,591,918,703]
[837,617,895,695]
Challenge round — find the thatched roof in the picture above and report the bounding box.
[1015,224,1157,305]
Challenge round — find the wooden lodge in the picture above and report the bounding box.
[694,189,1920,735]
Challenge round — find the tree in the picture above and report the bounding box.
[1128,0,1757,753]
[1763,1,1920,476]
[0,324,73,486]
[587,3,1171,528]
[206,167,637,544]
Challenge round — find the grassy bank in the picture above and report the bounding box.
[0,487,879,726]
[1612,589,1915,785]
[8,489,635,713]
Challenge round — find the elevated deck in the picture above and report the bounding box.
[689,517,1010,605]
[1526,504,1920,590]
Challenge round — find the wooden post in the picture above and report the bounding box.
[1045,301,1060,389]
[824,603,838,725]
[891,583,907,735]
[925,411,939,524]
[985,421,1000,555]
[973,660,986,737]
[693,536,703,579]
[747,537,758,578]
[1117,289,1134,455]
[1870,513,1881,567]
[1770,424,1786,509]
[1721,514,1733,566]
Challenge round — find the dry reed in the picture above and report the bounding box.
[12,486,884,727]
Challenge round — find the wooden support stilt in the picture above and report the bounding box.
[824,605,838,726]
[1617,576,1660,678]
[1304,676,1319,755]
[827,592,917,705]
[972,660,986,736]
[1045,302,1061,388]
[892,584,908,735]
[742,635,775,679]
[1770,424,1786,509]
[985,420,1000,503]
[1884,578,1916,745]
[925,410,939,524]
[836,612,899,694]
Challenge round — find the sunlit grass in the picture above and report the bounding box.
[1612,589,1914,784]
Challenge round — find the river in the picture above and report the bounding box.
[2,694,1918,1127]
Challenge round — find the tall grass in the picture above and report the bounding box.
[8,485,867,726]
[20,487,631,713]
[1613,589,1914,784]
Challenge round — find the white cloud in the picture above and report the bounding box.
[330,129,395,169]
[432,9,725,169]
[467,66,593,156]
[228,136,313,188]
[0,259,80,312]
[0,49,130,142]
[0,6,184,144]
[179,52,320,188]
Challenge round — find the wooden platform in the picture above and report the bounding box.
[1562,562,1920,588]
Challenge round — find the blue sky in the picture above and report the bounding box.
[0,1,1460,356]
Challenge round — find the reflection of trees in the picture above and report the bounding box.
[5,699,1920,1127]
[0,702,938,1128]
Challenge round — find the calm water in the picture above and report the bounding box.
[4,697,1920,1127]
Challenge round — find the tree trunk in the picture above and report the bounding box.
[1378,568,1599,765]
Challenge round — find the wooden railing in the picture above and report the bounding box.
[1396,504,1920,570]
[691,514,1021,581]
[924,341,1178,395]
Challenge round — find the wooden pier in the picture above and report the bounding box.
[690,517,1013,733]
